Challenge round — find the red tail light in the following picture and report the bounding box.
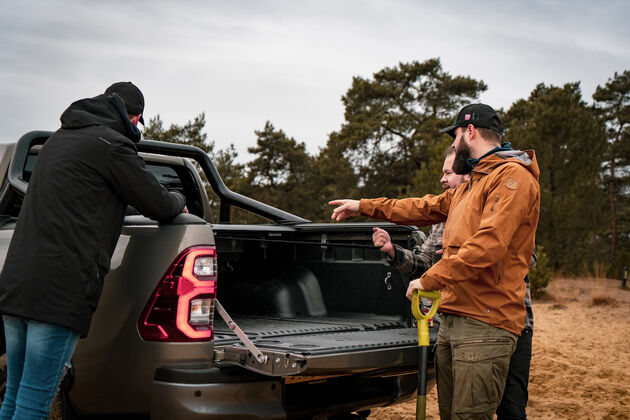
[138,246,217,342]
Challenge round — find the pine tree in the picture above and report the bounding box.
[504,83,607,272]
[592,71,630,272]
[245,122,318,219]
[325,58,487,198]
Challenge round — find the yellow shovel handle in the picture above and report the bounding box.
[412,289,441,347]
[411,289,441,321]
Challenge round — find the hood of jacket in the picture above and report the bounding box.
[60,93,142,142]
[472,149,540,181]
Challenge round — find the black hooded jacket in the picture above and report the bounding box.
[0,94,186,336]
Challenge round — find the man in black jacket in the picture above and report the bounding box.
[0,82,187,420]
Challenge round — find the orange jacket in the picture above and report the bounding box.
[360,151,540,335]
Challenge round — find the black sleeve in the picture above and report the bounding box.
[106,140,186,222]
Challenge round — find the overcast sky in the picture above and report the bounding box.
[1,0,629,160]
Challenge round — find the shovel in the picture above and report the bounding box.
[411,289,441,420]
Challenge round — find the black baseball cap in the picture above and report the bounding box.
[105,82,145,125]
[439,103,502,138]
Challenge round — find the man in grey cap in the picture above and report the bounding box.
[0,82,187,419]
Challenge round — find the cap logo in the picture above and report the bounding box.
[465,114,471,120]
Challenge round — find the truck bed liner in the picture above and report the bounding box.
[240,327,419,355]
[213,312,407,345]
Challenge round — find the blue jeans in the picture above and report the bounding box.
[0,315,79,420]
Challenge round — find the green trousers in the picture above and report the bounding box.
[436,313,517,420]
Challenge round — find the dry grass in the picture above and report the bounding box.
[543,269,628,305]
[549,270,622,306]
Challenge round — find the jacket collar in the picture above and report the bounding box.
[471,150,540,181]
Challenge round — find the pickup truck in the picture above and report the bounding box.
[0,131,437,419]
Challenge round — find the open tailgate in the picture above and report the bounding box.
[213,314,438,377]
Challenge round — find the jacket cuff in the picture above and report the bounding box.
[386,244,405,267]
[359,198,375,217]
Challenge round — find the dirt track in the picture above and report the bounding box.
[370,277,630,420]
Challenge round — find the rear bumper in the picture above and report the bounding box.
[151,366,285,419]
[150,365,434,420]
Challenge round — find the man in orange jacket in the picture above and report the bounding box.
[330,103,540,419]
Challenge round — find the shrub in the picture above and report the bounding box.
[591,296,618,307]
[530,246,553,299]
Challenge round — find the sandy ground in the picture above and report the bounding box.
[369,277,630,420]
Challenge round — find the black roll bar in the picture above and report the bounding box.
[8,131,308,224]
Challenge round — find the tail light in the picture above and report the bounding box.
[138,246,217,342]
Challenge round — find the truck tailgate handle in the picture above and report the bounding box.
[214,299,267,364]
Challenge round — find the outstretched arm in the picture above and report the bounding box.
[359,194,452,226]
[330,192,453,226]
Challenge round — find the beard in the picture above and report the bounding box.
[452,140,473,175]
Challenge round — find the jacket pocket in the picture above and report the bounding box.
[452,337,513,414]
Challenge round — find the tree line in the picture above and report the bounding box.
[143,58,630,277]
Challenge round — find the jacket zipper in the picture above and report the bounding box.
[444,176,476,243]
